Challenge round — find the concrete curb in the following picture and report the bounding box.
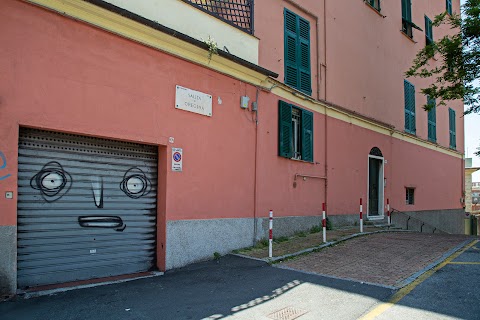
[20,272,164,299]
[394,238,475,288]
[233,229,414,264]
[229,254,267,263]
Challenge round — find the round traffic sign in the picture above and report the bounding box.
[173,152,182,162]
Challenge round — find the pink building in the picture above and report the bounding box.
[0,0,464,294]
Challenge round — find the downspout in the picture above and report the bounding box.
[253,87,260,244]
[462,155,465,210]
[323,0,328,209]
[315,11,321,101]
[284,0,328,210]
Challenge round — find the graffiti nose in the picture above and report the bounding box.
[91,176,104,208]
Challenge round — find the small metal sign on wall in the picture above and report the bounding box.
[172,148,183,172]
[175,85,212,117]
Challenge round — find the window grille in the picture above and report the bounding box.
[183,0,254,34]
[292,108,302,160]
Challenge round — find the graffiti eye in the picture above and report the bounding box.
[41,172,65,190]
[126,177,145,194]
[30,161,72,202]
[120,167,151,199]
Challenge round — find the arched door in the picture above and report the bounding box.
[368,147,384,219]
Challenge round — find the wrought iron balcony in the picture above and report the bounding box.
[182,0,254,34]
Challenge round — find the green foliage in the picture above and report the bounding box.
[406,0,480,121]
[274,236,290,243]
[310,225,322,234]
[295,231,307,238]
[255,238,269,249]
[326,217,333,230]
[213,252,221,260]
[203,35,218,63]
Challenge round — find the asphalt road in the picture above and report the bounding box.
[0,239,478,320]
[0,255,392,320]
[369,239,480,320]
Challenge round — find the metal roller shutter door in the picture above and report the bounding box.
[17,128,158,288]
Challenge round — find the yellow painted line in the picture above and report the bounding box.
[359,240,479,320]
[448,261,480,265]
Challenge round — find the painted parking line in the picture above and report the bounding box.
[358,240,479,320]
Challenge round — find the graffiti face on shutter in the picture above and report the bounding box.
[30,163,152,232]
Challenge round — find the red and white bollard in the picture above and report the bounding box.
[387,198,391,226]
[268,210,273,258]
[360,198,364,233]
[322,203,327,243]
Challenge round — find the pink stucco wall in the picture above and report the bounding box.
[255,0,464,153]
[256,94,326,218]
[0,0,464,231]
[325,117,463,215]
[0,0,260,226]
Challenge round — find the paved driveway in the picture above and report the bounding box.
[279,232,471,287]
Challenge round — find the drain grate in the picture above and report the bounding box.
[268,307,308,320]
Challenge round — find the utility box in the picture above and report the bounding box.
[240,96,250,109]
[465,213,472,235]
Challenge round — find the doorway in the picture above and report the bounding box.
[367,147,384,219]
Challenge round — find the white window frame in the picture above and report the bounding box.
[367,155,385,220]
[406,187,415,205]
[291,108,302,160]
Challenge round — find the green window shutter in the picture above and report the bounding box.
[402,0,412,21]
[301,109,313,162]
[446,0,452,14]
[370,0,381,11]
[449,108,456,149]
[425,16,433,45]
[427,97,436,142]
[284,10,298,89]
[284,9,311,95]
[404,80,416,134]
[298,18,311,95]
[278,100,293,158]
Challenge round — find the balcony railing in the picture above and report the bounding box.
[182,0,254,34]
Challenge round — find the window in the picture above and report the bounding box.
[278,100,313,162]
[449,108,456,149]
[446,0,453,15]
[284,9,312,95]
[427,96,436,142]
[401,0,413,38]
[367,0,381,11]
[425,16,433,45]
[404,80,416,134]
[406,188,415,205]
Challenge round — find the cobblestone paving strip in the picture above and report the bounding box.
[280,232,471,287]
[237,227,383,259]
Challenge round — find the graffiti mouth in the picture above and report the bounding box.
[78,216,126,231]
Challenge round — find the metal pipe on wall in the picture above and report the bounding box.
[285,0,329,208]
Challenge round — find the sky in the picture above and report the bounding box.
[460,0,480,181]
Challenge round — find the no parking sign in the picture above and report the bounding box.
[172,148,183,172]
